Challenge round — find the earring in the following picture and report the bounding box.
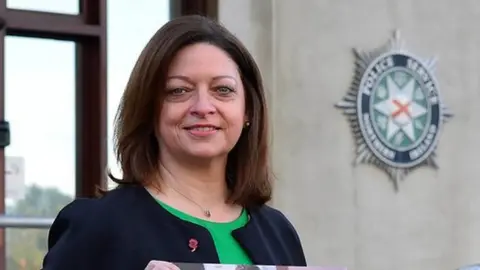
[245,121,250,127]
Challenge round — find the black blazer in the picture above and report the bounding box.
[42,185,307,270]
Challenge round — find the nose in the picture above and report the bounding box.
[190,87,216,117]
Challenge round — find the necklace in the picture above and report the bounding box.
[163,182,212,218]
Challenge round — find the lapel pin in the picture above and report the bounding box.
[189,238,198,252]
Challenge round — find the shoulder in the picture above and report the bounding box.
[54,185,147,217]
[49,185,146,242]
[253,204,299,233]
[43,186,147,269]
[254,205,303,245]
[47,198,97,248]
[255,205,289,221]
[43,197,112,269]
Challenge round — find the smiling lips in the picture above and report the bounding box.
[184,124,220,137]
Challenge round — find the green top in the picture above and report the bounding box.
[156,199,252,265]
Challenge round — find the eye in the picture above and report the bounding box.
[168,88,188,95]
[216,86,234,95]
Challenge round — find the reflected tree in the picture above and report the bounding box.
[6,185,72,270]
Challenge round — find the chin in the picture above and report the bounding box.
[188,151,224,159]
[185,147,228,159]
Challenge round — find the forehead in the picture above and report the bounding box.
[167,42,239,77]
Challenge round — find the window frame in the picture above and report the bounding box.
[0,0,107,267]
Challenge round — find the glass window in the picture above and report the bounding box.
[5,36,76,269]
[7,229,49,269]
[106,0,170,188]
[6,0,79,15]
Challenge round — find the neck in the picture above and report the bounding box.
[157,151,229,207]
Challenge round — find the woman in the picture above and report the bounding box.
[42,15,307,270]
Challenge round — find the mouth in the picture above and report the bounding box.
[184,125,220,137]
[183,125,221,132]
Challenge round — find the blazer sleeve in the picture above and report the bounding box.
[42,198,112,270]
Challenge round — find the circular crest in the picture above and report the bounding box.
[357,52,442,168]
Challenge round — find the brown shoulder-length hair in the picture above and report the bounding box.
[108,15,272,207]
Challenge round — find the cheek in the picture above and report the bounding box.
[228,98,246,134]
[225,110,246,137]
[158,105,185,134]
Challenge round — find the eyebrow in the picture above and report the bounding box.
[167,75,236,81]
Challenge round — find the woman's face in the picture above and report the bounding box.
[159,42,246,160]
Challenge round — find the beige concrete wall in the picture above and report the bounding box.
[219,1,480,270]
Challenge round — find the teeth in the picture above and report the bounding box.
[190,127,216,131]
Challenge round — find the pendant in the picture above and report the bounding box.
[204,209,211,218]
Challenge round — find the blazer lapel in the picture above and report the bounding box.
[231,211,278,265]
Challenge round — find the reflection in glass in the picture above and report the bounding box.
[5,36,76,209]
[6,0,79,14]
[4,183,72,269]
[6,228,49,270]
[106,0,170,188]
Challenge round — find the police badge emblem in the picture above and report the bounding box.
[336,31,452,189]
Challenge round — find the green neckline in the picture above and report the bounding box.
[155,199,248,229]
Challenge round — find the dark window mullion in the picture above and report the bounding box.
[75,0,107,198]
[5,9,100,40]
[171,0,218,20]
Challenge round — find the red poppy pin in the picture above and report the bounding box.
[189,238,198,252]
